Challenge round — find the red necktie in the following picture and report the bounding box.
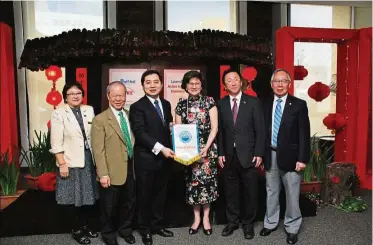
[232,98,238,124]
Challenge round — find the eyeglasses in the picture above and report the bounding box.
[271,79,290,84]
[187,83,202,87]
[67,92,82,96]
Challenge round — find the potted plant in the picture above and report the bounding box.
[0,149,23,210]
[20,130,56,189]
[301,135,333,193]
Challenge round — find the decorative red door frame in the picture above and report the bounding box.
[276,26,372,189]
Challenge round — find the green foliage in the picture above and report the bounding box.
[303,135,334,182]
[20,130,56,177]
[0,150,20,196]
[338,196,368,212]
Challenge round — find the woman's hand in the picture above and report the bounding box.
[199,147,208,158]
[59,164,69,179]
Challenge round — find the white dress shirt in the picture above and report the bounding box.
[146,95,165,155]
[110,105,133,142]
[229,91,243,111]
[271,93,288,145]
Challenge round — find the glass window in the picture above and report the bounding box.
[290,4,351,137]
[167,0,236,32]
[21,0,105,136]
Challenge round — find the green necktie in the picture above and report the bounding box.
[118,111,133,158]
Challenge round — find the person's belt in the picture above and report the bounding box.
[270,145,277,151]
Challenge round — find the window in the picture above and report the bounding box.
[167,0,236,32]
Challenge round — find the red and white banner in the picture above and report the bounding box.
[163,69,191,122]
[109,68,146,110]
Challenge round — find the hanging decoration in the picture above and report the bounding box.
[308,81,330,102]
[19,29,273,71]
[323,113,346,134]
[242,67,258,97]
[44,65,63,128]
[294,65,308,80]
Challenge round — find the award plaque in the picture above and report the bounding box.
[172,124,200,165]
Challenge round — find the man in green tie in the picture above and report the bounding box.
[91,81,135,245]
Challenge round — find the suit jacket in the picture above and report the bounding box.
[129,96,173,171]
[50,104,95,168]
[263,94,310,172]
[218,94,265,168]
[91,108,135,185]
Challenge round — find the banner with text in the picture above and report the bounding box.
[164,69,196,122]
[109,68,146,110]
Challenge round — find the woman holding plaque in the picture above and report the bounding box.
[175,70,219,236]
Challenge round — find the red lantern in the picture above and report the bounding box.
[45,65,62,81]
[244,83,257,97]
[294,65,308,80]
[323,113,346,132]
[242,67,257,82]
[46,90,62,106]
[308,82,330,102]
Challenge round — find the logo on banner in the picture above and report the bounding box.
[126,87,135,96]
[120,79,136,84]
[179,131,192,143]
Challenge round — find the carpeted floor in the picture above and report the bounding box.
[0,195,371,245]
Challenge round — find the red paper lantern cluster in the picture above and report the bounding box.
[308,81,330,102]
[45,65,63,129]
[323,113,346,134]
[294,65,308,80]
[46,89,62,106]
[45,65,62,81]
[242,67,258,97]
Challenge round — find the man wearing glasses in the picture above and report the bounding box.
[260,69,310,244]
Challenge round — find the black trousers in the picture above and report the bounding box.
[136,166,168,235]
[224,149,258,228]
[99,161,135,241]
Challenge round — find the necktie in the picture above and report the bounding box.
[154,100,164,123]
[232,98,238,125]
[118,111,133,158]
[272,98,283,147]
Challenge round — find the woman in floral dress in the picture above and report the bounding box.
[175,70,219,236]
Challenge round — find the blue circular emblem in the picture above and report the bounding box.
[179,131,192,143]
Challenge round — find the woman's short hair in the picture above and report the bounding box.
[62,82,85,102]
[181,70,204,90]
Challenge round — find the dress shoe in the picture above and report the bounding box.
[141,233,153,245]
[81,226,99,238]
[286,233,298,244]
[203,228,212,235]
[189,227,199,235]
[221,225,239,237]
[102,239,119,245]
[259,227,278,236]
[119,234,136,244]
[243,227,254,240]
[154,228,174,237]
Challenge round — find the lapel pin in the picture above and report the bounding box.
[289,102,292,105]
[243,101,246,104]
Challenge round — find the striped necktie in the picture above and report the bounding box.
[118,111,133,158]
[272,98,283,147]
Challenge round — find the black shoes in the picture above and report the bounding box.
[243,226,254,240]
[72,228,91,244]
[142,233,153,245]
[221,225,239,236]
[119,234,136,244]
[286,233,298,244]
[102,239,119,245]
[259,227,278,236]
[153,228,174,237]
[189,226,199,235]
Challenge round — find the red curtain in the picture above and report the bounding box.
[0,22,18,159]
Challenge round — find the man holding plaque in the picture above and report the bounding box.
[129,70,174,245]
[218,68,265,239]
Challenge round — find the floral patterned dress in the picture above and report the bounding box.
[175,95,219,205]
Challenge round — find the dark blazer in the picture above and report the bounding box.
[263,94,310,172]
[129,96,173,171]
[218,93,265,168]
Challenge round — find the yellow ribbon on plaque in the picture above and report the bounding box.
[172,124,200,166]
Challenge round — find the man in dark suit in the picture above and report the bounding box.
[218,69,265,239]
[129,70,175,245]
[259,69,310,244]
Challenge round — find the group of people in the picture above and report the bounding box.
[50,68,310,245]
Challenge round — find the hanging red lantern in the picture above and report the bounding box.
[323,113,346,133]
[308,81,330,102]
[45,65,62,81]
[46,90,62,106]
[242,67,257,82]
[244,83,257,97]
[294,65,308,80]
